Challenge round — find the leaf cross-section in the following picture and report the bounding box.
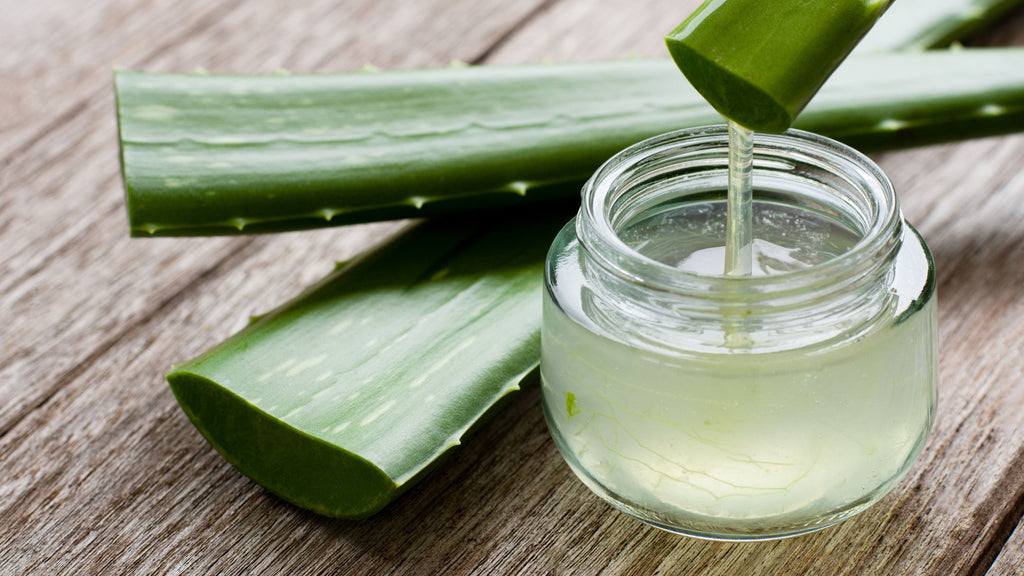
[167,211,568,518]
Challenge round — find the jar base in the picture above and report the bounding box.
[544,396,891,541]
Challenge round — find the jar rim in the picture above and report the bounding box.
[576,125,903,299]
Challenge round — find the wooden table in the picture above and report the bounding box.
[3,1,1024,574]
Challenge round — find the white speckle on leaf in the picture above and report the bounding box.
[328,317,353,335]
[409,337,476,388]
[507,181,530,196]
[360,400,396,426]
[979,104,1005,116]
[135,105,178,121]
[876,118,907,131]
[430,337,475,371]
[286,354,327,376]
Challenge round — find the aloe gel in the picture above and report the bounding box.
[540,127,937,539]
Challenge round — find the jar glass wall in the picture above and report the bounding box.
[540,126,937,540]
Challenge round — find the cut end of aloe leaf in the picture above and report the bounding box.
[664,39,791,133]
[664,0,894,133]
[168,372,397,518]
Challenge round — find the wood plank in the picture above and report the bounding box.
[484,0,703,63]
[989,516,1024,575]
[0,0,552,435]
[0,0,243,163]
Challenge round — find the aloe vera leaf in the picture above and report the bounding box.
[116,49,1024,237]
[167,208,570,518]
[858,0,1024,52]
[664,0,893,133]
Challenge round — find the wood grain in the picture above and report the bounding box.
[990,516,1024,575]
[1,0,1023,574]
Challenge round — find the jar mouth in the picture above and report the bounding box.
[577,125,902,300]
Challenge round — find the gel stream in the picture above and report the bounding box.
[540,190,936,538]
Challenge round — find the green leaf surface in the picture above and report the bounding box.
[118,49,1024,236]
[168,209,571,518]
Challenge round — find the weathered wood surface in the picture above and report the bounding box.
[1,0,1023,574]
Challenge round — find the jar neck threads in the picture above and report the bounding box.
[574,126,905,353]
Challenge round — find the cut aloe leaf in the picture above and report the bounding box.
[117,49,1024,237]
[664,0,893,132]
[168,208,570,518]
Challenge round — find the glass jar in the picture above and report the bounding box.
[541,126,937,540]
